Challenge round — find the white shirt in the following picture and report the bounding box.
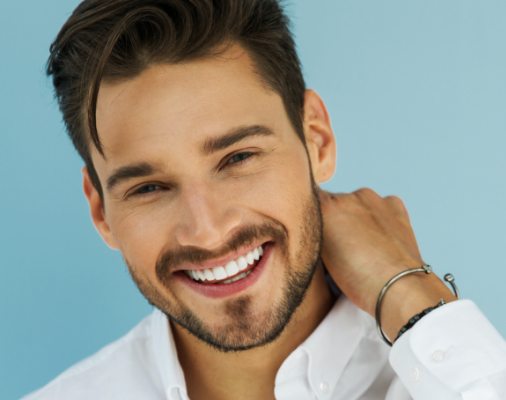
[24,298,506,400]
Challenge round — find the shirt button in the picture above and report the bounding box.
[431,350,446,362]
[319,381,330,393]
[412,367,421,382]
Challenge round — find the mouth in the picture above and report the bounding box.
[175,242,273,298]
[184,244,264,284]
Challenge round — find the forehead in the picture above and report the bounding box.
[94,45,287,162]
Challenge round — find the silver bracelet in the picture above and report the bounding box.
[375,264,460,346]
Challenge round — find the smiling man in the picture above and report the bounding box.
[25,1,506,399]
[93,49,332,357]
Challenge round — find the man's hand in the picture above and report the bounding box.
[319,188,456,341]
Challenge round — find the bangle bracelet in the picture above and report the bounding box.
[375,264,460,346]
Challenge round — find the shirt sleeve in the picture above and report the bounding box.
[388,299,506,400]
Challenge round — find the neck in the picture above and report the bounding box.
[171,263,335,400]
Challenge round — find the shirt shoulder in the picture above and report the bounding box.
[23,311,169,400]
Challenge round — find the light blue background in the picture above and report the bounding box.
[2,1,505,398]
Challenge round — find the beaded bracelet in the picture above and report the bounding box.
[395,299,446,341]
[375,264,460,346]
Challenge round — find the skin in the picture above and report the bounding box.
[83,45,455,400]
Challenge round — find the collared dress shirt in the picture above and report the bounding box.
[24,298,506,400]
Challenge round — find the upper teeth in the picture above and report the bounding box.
[185,245,264,283]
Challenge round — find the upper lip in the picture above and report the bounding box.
[174,241,267,272]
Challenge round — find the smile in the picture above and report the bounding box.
[184,245,264,284]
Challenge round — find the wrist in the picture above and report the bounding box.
[377,266,458,344]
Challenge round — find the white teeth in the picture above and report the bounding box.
[204,269,214,281]
[225,260,239,276]
[186,245,265,283]
[237,256,248,271]
[223,270,251,284]
[212,266,227,280]
[246,252,254,265]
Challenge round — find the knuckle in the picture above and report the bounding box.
[385,195,409,216]
[354,187,378,200]
[385,195,404,205]
[357,187,373,194]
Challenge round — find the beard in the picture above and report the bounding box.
[125,183,323,353]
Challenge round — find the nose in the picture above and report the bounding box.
[173,183,243,250]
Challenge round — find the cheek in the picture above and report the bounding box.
[107,207,168,275]
[241,148,312,217]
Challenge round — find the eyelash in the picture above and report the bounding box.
[222,151,255,168]
[128,152,256,198]
[128,183,165,198]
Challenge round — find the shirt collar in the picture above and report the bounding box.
[151,296,368,400]
[150,308,188,400]
[275,297,367,398]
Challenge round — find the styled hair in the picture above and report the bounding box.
[47,0,306,197]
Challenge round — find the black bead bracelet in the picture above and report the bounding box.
[395,299,446,342]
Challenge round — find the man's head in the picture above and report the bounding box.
[48,0,336,352]
[47,0,306,198]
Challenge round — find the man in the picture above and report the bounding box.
[25,0,506,399]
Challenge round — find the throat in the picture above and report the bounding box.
[171,320,278,400]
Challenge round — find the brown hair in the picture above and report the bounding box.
[47,0,306,198]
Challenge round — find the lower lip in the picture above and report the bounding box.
[174,243,273,299]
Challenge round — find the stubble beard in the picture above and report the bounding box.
[126,185,323,353]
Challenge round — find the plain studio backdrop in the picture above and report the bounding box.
[1,1,505,398]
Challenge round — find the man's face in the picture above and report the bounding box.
[90,46,327,351]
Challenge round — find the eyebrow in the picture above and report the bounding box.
[106,124,275,192]
[201,124,274,155]
[106,162,157,192]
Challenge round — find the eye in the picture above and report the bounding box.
[128,183,165,198]
[224,151,255,167]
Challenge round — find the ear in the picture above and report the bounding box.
[82,167,119,249]
[302,90,337,183]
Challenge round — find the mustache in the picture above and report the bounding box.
[155,223,287,279]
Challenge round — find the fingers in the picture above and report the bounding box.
[320,188,408,212]
[320,188,414,231]
[317,188,344,199]
[317,189,347,208]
